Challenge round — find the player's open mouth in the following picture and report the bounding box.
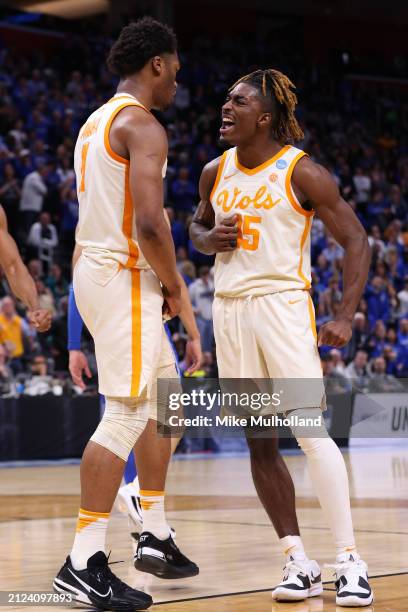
[220,118,235,134]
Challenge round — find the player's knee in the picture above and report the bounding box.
[90,396,149,461]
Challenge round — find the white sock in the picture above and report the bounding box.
[140,489,170,540]
[70,508,109,570]
[280,535,307,561]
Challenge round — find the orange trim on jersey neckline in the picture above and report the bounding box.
[298,216,312,290]
[104,101,150,165]
[130,269,142,397]
[307,293,317,340]
[285,151,314,217]
[234,144,291,176]
[210,151,228,201]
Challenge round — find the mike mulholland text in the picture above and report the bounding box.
[168,414,323,428]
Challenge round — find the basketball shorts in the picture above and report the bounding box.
[74,254,178,402]
[213,290,325,413]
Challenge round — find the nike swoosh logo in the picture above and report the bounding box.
[224,173,238,181]
[68,568,112,600]
[288,299,302,305]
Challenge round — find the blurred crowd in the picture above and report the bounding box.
[0,27,407,396]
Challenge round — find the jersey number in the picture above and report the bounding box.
[79,142,90,193]
[237,214,262,251]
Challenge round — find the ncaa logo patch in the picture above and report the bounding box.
[276,159,288,169]
[269,173,278,182]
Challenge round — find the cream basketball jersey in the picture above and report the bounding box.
[210,144,313,297]
[74,93,167,270]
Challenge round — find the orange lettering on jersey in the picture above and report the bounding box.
[236,195,251,210]
[216,184,281,213]
[80,117,101,140]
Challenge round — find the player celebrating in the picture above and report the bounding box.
[53,18,198,611]
[0,204,50,332]
[190,69,373,607]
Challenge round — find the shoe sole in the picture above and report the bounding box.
[53,577,152,610]
[336,594,374,607]
[134,556,199,580]
[272,583,323,601]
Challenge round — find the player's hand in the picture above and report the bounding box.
[184,337,203,374]
[207,215,239,252]
[69,350,92,389]
[162,284,182,319]
[318,318,352,348]
[28,308,52,332]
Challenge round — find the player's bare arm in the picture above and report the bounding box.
[292,157,371,348]
[189,157,238,254]
[113,107,181,316]
[0,205,51,331]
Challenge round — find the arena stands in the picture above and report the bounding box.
[0,19,407,395]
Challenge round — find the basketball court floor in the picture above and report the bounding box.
[1,446,407,611]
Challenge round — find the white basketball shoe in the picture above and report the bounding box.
[272,557,323,601]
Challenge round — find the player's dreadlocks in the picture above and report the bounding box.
[230,68,304,143]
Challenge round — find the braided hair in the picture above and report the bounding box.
[229,68,304,143]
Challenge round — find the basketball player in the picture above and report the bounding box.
[190,69,373,607]
[0,204,50,331]
[67,250,202,557]
[53,19,198,610]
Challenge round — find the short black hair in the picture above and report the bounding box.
[107,17,177,78]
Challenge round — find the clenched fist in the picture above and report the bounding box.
[207,215,239,253]
[28,309,52,332]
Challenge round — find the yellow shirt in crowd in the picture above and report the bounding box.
[0,314,24,358]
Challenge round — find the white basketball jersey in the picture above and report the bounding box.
[74,93,167,270]
[210,144,313,297]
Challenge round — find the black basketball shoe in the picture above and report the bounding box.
[134,531,199,579]
[53,551,152,610]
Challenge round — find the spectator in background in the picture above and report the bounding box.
[322,355,351,394]
[45,264,69,304]
[367,320,387,356]
[397,318,408,349]
[27,259,44,283]
[171,167,197,215]
[166,206,186,250]
[59,186,78,258]
[321,235,344,264]
[189,266,214,352]
[0,343,13,395]
[366,276,391,327]
[27,212,58,268]
[35,280,56,317]
[0,163,21,239]
[0,296,28,374]
[179,260,196,286]
[19,164,48,235]
[368,356,404,392]
[345,350,370,392]
[353,166,371,205]
[397,277,408,317]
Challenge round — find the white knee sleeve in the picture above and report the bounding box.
[90,396,149,461]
